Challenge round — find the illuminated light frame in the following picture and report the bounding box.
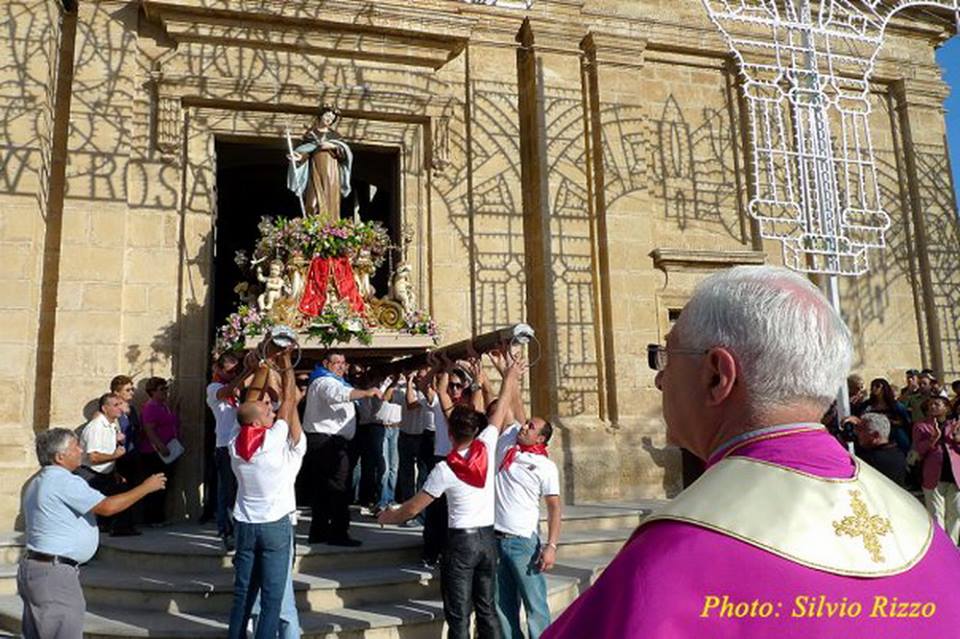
[702,0,958,275]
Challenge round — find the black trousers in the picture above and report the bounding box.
[138,452,173,525]
[423,454,448,563]
[396,432,422,503]
[441,526,499,639]
[357,424,385,507]
[305,433,352,541]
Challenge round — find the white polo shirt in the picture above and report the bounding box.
[302,376,356,439]
[206,382,240,448]
[81,413,121,474]
[494,424,560,537]
[422,425,498,529]
[230,419,306,524]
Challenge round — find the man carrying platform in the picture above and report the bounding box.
[378,358,525,639]
[544,265,960,638]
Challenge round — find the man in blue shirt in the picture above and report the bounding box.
[18,428,166,639]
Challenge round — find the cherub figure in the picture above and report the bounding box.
[390,262,414,312]
[257,259,289,311]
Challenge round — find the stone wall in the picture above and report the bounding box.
[1,0,959,527]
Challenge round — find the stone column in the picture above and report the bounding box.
[892,77,960,378]
[515,18,560,419]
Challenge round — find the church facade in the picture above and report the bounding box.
[1,0,959,528]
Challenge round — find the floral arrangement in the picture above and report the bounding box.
[401,310,441,344]
[213,305,274,358]
[235,215,391,270]
[212,213,440,356]
[305,299,374,347]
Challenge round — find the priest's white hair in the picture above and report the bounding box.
[672,265,852,414]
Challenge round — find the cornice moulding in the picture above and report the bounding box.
[651,248,766,273]
[141,0,475,69]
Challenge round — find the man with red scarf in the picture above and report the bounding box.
[494,414,560,639]
[227,350,304,639]
[378,359,525,639]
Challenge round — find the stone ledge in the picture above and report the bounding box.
[650,247,766,273]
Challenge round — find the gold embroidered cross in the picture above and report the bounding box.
[832,490,892,563]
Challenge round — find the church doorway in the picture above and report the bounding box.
[210,137,402,341]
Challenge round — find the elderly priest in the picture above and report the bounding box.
[545,265,960,638]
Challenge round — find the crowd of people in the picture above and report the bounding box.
[835,369,960,543]
[16,263,960,639]
[214,344,560,639]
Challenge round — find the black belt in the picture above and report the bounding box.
[448,525,493,535]
[26,550,80,567]
[495,530,526,539]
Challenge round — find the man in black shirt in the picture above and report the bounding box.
[854,413,907,487]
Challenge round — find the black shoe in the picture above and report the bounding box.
[308,532,328,544]
[109,528,142,537]
[327,536,362,547]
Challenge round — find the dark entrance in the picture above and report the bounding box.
[211,137,401,338]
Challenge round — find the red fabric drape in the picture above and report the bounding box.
[446,439,489,488]
[298,256,366,317]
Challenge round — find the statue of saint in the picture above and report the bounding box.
[287,105,353,220]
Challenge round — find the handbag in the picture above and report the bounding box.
[159,438,184,464]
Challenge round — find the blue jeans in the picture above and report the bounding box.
[215,446,237,538]
[379,427,399,507]
[228,517,292,639]
[251,525,300,638]
[496,533,550,639]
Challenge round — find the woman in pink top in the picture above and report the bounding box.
[139,377,180,526]
[912,395,960,543]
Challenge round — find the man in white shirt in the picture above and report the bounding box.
[78,393,130,535]
[494,417,561,639]
[227,349,304,639]
[379,360,524,639]
[301,351,382,546]
[206,351,254,551]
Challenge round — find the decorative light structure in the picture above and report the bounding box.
[701,0,958,275]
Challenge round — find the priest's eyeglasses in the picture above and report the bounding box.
[647,344,708,371]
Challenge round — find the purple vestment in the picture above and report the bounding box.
[544,429,960,638]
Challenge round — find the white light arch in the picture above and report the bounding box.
[702,0,958,275]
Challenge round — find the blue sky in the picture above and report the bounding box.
[936,36,960,204]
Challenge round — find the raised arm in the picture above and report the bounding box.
[216,352,258,401]
[490,359,525,433]
[276,351,302,444]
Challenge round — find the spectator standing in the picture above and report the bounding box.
[139,377,181,526]
[301,351,382,546]
[19,428,164,639]
[951,380,960,419]
[396,372,427,505]
[899,368,920,401]
[912,396,960,543]
[356,373,394,513]
[77,393,140,536]
[111,375,140,455]
[856,378,912,453]
[379,360,522,639]
[853,413,907,486]
[904,372,934,422]
[207,352,254,551]
[227,350,304,639]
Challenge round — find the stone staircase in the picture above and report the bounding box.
[0,501,659,637]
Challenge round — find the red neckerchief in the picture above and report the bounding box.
[446,439,488,488]
[235,422,270,462]
[499,443,549,473]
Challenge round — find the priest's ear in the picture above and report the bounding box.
[703,347,737,407]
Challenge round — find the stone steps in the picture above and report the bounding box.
[0,572,595,639]
[0,500,656,637]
